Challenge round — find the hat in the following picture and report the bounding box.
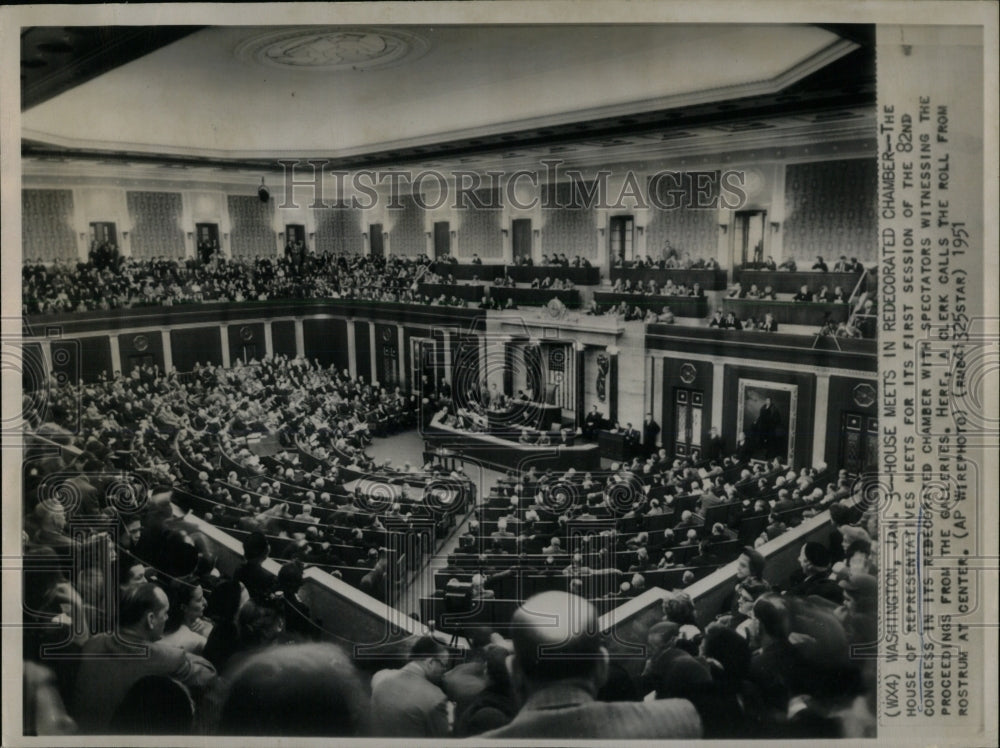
[840,573,877,598]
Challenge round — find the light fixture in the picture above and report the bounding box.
[258,177,270,203]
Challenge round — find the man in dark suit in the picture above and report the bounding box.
[642,413,660,456]
[786,541,843,605]
[583,405,603,440]
[625,422,641,453]
[703,426,724,461]
[754,397,782,460]
[482,592,702,739]
[733,430,752,463]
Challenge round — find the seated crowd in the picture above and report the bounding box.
[22,353,876,739]
[425,447,876,737]
[21,252,479,314]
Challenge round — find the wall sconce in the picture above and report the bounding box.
[719,224,728,234]
[533,229,540,239]
[278,232,285,241]
[122,231,129,239]
[362,232,369,240]
[637,226,644,236]
[598,227,606,236]
[383,232,389,239]
[501,228,509,238]
[450,230,457,239]
[187,231,194,240]
[223,233,229,241]
[309,232,316,242]
[770,221,781,232]
[425,231,432,239]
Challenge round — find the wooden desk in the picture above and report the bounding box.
[426,417,600,472]
[722,298,850,326]
[505,265,601,285]
[732,268,863,296]
[487,402,562,435]
[418,282,485,302]
[593,292,708,318]
[430,262,505,281]
[598,429,641,462]
[489,286,581,308]
[609,266,728,291]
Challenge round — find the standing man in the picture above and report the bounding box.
[703,427,725,461]
[642,413,660,457]
[754,397,782,460]
[584,405,603,440]
[370,635,452,737]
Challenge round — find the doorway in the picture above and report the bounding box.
[196,222,220,263]
[609,215,634,263]
[369,223,384,258]
[433,221,451,259]
[733,210,766,267]
[512,218,532,263]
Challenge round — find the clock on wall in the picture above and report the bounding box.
[852,382,876,408]
[679,362,697,384]
[133,335,149,352]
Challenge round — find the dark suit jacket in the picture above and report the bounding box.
[643,419,661,448]
[72,633,216,732]
[482,683,701,739]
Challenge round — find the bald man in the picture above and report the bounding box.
[482,591,701,739]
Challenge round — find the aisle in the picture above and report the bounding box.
[366,430,506,619]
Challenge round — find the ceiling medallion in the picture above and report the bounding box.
[235,27,430,72]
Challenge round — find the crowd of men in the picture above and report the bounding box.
[21,343,877,739]
[431,444,877,738]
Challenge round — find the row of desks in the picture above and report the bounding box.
[593,292,708,318]
[489,286,581,308]
[732,268,863,295]
[609,266,728,290]
[721,298,850,326]
[419,282,484,301]
[431,263,601,285]
[425,416,601,472]
[419,282,580,308]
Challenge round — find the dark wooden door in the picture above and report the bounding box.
[512,218,532,262]
[434,221,451,259]
[370,224,384,258]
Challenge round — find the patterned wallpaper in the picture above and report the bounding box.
[126,191,185,259]
[314,205,362,254]
[783,159,877,265]
[227,195,277,258]
[645,173,719,260]
[389,193,425,257]
[22,189,77,262]
[459,187,502,259]
[542,181,597,259]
